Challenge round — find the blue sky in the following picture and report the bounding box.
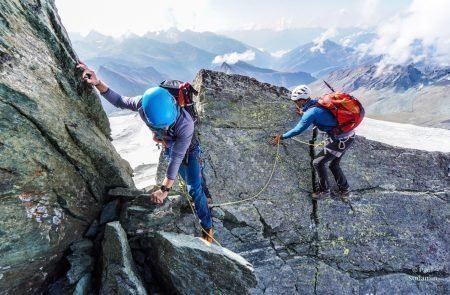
[55,0,412,36]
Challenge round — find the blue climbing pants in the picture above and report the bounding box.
[178,145,213,230]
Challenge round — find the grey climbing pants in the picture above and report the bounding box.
[312,136,356,192]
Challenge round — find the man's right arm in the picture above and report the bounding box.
[77,62,141,111]
[100,85,141,112]
[281,109,315,140]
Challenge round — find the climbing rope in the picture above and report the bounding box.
[177,136,325,245]
[291,137,327,148]
[209,137,326,208]
[209,141,281,208]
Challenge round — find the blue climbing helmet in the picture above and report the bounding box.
[141,87,178,129]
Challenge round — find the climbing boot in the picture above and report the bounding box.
[311,190,330,200]
[332,188,350,200]
[201,228,213,243]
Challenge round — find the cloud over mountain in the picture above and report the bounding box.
[365,0,450,67]
[212,50,256,64]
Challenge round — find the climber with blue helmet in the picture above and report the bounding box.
[77,62,214,242]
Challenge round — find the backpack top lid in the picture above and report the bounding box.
[159,80,199,122]
[159,80,184,98]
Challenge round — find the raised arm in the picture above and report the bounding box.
[77,61,140,111]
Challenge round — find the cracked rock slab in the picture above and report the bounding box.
[101,221,147,295]
[146,231,257,295]
[317,191,450,277]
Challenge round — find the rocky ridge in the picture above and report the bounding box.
[0,0,134,293]
[182,70,449,294]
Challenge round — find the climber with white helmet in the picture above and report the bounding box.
[77,62,214,242]
[270,84,358,200]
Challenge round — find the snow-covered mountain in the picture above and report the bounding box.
[222,27,362,52]
[144,28,274,67]
[275,39,379,77]
[215,61,316,88]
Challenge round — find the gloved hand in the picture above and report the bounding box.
[269,134,282,146]
[76,61,101,86]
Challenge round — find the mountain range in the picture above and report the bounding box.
[275,39,379,77]
[215,61,316,88]
[222,27,363,52]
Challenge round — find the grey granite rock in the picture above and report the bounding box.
[99,199,121,224]
[73,273,92,295]
[108,187,145,199]
[0,0,134,292]
[101,221,147,295]
[147,231,257,295]
[182,70,449,293]
[67,239,94,284]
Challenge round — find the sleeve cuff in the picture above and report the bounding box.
[166,174,176,181]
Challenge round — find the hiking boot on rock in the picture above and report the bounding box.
[332,188,350,200]
[201,228,214,243]
[311,190,331,200]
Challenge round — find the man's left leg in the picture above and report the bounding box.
[329,136,355,198]
[312,149,337,200]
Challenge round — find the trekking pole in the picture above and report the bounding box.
[323,80,335,92]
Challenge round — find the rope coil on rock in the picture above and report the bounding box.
[209,141,281,208]
[209,138,326,208]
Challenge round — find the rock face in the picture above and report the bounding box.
[0,0,133,293]
[101,221,147,295]
[174,70,450,294]
[147,231,257,295]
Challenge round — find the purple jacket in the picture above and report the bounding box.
[102,88,194,180]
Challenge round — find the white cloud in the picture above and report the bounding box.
[212,50,256,64]
[310,27,337,54]
[369,0,450,66]
[271,50,290,58]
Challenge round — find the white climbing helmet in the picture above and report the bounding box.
[290,85,311,101]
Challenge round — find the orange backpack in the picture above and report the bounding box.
[316,92,365,134]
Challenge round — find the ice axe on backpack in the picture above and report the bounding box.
[323,80,335,92]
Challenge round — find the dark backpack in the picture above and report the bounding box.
[315,92,365,135]
[159,80,199,123]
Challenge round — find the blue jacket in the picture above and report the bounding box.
[282,100,337,139]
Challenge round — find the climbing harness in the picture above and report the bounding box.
[291,137,327,148]
[337,134,356,150]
